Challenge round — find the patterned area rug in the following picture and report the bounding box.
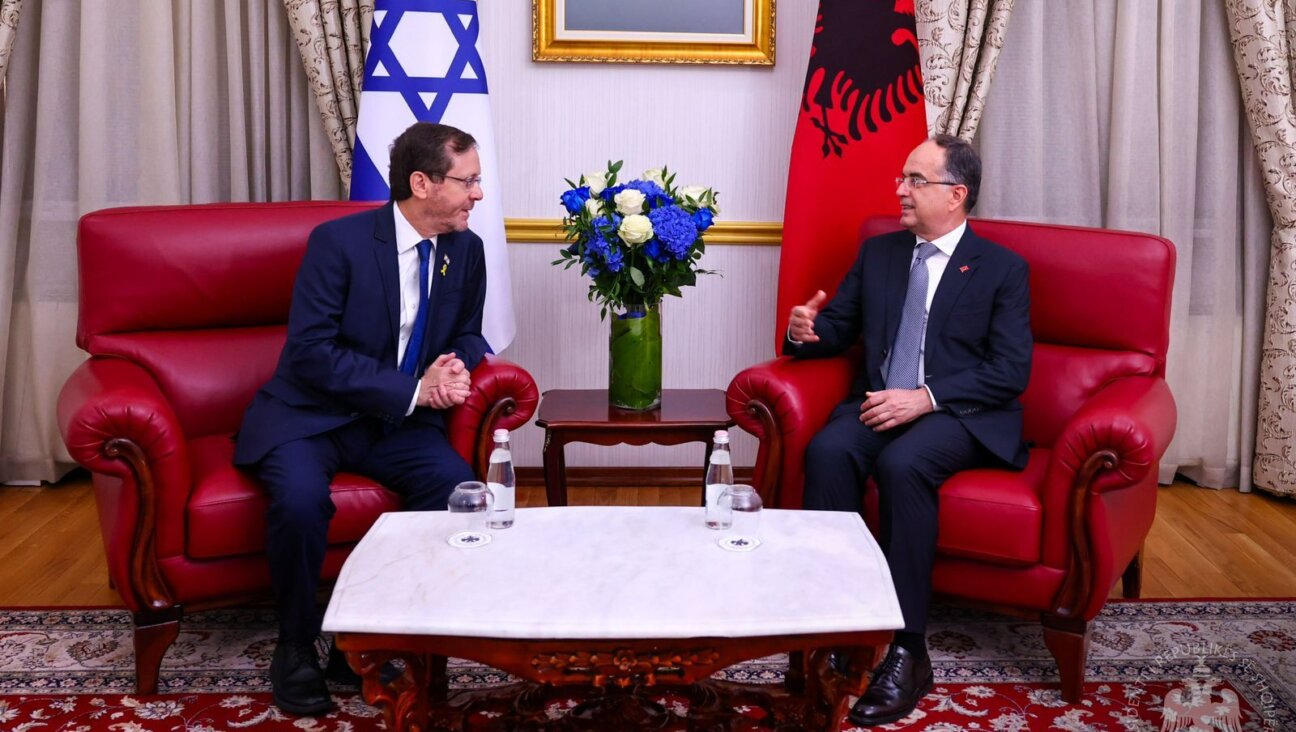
[1,600,1292,730]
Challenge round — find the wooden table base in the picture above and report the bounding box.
[339,633,890,732]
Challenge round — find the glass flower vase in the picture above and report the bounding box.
[609,303,662,410]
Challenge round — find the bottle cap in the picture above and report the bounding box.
[714,430,729,444]
[493,428,509,441]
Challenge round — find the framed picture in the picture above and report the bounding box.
[533,0,775,65]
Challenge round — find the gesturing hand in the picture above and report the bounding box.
[859,388,933,431]
[789,290,828,343]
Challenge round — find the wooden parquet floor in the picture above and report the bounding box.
[1,475,1294,606]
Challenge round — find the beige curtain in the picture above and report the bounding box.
[917,0,1016,139]
[283,0,371,193]
[0,0,18,90]
[1224,1,1296,498]
[974,0,1272,492]
[0,0,341,482]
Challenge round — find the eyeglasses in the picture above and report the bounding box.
[895,175,960,190]
[442,173,483,190]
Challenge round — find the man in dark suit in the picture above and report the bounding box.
[785,134,1031,726]
[235,122,490,715]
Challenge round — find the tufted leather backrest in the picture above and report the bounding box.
[76,201,381,437]
[848,217,1176,448]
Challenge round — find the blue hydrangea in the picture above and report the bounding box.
[604,247,624,273]
[693,208,714,233]
[647,206,698,260]
[586,232,610,259]
[561,186,590,215]
[591,215,614,234]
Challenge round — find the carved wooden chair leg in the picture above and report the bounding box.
[1041,615,1090,703]
[1122,550,1144,599]
[132,606,182,694]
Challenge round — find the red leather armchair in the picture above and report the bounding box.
[727,217,1177,701]
[57,202,539,694]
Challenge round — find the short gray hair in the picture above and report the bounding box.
[931,134,981,212]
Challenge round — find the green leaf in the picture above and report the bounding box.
[629,267,645,287]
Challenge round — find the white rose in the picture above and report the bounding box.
[584,197,604,217]
[614,189,646,216]
[618,214,654,245]
[583,171,607,196]
[678,185,708,205]
[642,168,666,187]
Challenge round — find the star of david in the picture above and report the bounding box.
[364,0,489,123]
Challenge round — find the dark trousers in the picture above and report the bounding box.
[251,417,474,643]
[804,401,988,636]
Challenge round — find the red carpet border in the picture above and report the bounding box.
[0,600,1292,730]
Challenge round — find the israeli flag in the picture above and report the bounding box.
[351,0,515,353]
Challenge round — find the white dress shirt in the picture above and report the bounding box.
[393,203,436,414]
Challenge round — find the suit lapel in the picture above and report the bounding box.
[926,225,984,340]
[373,202,401,353]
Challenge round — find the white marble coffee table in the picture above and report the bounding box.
[324,506,902,731]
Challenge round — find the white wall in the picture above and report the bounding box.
[478,2,818,469]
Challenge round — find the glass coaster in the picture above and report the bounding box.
[448,531,492,548]
[718,535,761,552]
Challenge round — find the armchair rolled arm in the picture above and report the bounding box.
[1053,376,1177,494]
[56,357,192,612]
[726,352,858,507]
[1048,375,1177,620]
[446,354,541,477]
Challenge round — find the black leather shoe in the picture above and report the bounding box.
[270,640,334,716]
[325,639,361,687]
[847,645,933,727]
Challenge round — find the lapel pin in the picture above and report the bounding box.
[959,265,970,273]
[441,254,450,277]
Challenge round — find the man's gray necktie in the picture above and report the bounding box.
[885,241,941,390]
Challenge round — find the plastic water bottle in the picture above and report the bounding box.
[704,430,734,529]
[486,429,515,529]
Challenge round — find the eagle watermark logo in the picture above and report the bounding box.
[1159,659,1241,732]
[1148,640,1279,731]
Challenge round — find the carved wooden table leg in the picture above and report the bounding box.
[350,650,449,732]
[805,645,876,732]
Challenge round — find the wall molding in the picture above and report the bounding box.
[504,218,782,246]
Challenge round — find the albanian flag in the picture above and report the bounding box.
[775,0,928,352]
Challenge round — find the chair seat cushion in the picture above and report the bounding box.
[186,435,401,559]
[935,450,1048,566]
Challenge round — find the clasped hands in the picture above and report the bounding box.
[789,291,932,431]
[417,352,472,409]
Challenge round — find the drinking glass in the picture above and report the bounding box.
[723,484,762,539]
[447,481,493,543]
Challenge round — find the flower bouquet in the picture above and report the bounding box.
[553,161,720,409]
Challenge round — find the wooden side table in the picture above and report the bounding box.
[534,389,735,507]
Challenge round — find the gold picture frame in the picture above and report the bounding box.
[533,0,775,66]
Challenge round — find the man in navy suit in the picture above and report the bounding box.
[235,122,489,715]
[785,134,1031,726]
